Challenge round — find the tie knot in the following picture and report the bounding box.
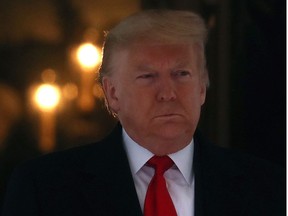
[146,156,174,175]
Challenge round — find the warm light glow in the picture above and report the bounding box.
[41,69,56,83]
[76,43,101,70]
[34,84,61,111]
[62,83,78,100]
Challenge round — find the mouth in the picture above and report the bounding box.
[154,113,182,119]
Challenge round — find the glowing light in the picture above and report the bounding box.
[34,84,61,111]
[76,43,101,70]
[41,69,56,83]
[62,83,78,100]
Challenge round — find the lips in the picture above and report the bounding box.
[160,114,177,117]
[154,113,182,119]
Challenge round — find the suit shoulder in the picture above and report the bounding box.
[195,131,284,180]
[12,140,108,178]
[219,144,282,175]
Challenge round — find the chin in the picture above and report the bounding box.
[155,124,193,141]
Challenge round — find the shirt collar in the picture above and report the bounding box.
[122,128,194,185]
[169,140,194,185]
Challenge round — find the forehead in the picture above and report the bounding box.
[116,42,197,70]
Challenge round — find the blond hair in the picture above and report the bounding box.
[99,9,209,86]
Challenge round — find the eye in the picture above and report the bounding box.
[174,70,191,77]
[135,73,157,85]
[137,73,155,79]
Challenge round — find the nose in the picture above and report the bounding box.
[156,79,177,102]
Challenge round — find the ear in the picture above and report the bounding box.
[102,77,120,113]
[200,81,206,106]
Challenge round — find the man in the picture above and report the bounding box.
[2,10,284,216]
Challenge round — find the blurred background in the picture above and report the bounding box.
[0,0,285,208]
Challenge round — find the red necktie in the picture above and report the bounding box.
[144,156,177,216]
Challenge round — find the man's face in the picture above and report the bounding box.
[103,42,206,155]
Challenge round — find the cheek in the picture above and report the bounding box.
[189,80,206,105]
[118,89,155,120]
[117,88,138,111]
[181,85,205,110]
[122,91,150,109]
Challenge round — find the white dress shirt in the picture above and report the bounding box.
[122,129,195,216]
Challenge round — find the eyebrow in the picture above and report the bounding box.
[135,60,193,72]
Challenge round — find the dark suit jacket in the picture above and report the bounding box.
[2,124,285,216]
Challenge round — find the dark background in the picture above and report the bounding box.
[0,0,285,210]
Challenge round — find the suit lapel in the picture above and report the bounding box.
[193,134,205,216]
[77,124,143,216]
